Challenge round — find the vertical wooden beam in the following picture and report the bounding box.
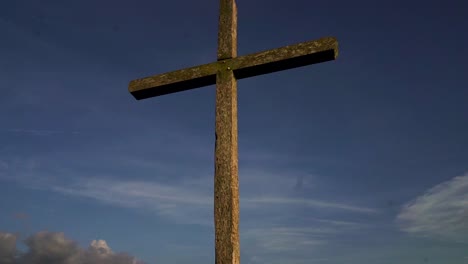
[217,0,237,60]
[214,69,239,264]
[215,1,239,264]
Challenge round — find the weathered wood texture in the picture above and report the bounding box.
[217,0,237,60]
[129,62,219,100]
[215,1,239,264]
[231,37,338,79]
[214,69,239,264]
[129,37,338,100]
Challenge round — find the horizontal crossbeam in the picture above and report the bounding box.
[129,37,338,100]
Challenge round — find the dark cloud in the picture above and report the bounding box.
[0,232,17,264]
[0,231,146,264]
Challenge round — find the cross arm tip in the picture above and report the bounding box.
[319,36,339,59]
[128,80,146,100]
[328,36,339,59]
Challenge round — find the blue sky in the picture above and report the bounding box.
[0,0,467,263]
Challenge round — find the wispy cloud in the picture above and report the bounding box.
[242,216,368,252]
[5,129,80,136]
[50,177,213,226]
[243,227,328,252]
[0,152,378,226]
[307,217,371,228]
[241,217,371,264]
[47,175,377,226]
[244,197,378,213]
[247,257,330,264]
[396,173,468,242]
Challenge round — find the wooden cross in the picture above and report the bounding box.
[128,1,338,263]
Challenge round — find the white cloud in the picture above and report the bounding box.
[89,240,113,256]
[396,173,468,242]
